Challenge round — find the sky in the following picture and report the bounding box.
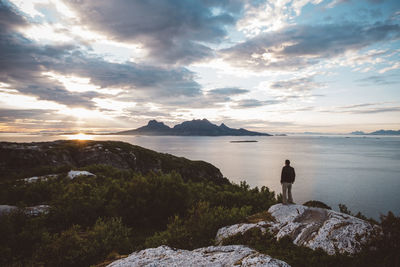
[0,0,399,133]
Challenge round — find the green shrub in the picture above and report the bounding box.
[145,201,251,249]
[35,217,132,267]
[303,200,331,209]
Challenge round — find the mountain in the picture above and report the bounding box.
[369,129,400,135]
[115,119,271,136]
[117,120,172,135]
[350,131,366,135]
[350,129,400,135]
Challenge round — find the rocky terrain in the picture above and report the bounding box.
[0,140,227,184]
[107,245,290,267]
[104,203,380,266]
[216,204,379,255]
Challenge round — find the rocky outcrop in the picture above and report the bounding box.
[216,204,379,255]
[0,204,50,216]
[67,170,95,179]
[107,245,290,267]
[0,140,226,184]
[21,174,58,183]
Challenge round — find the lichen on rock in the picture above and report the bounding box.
[107,245,291,267]
[216,204,380,255]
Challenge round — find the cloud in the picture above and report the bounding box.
[232,99,281,108]
[326,0,350,9]
[237,0,323,37]
[350,107,400,114]
[0,2,205,111]
[207,87,249,95]
[64,0,243,65]
[270,76,322,92]
[0,1,27,29]
[256,75,324,102]
[221,22,400,71]
[0,108,55,122]
[357,74,400,85]
[319,103,400,114]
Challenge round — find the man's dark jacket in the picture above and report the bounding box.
[281,165,295,183]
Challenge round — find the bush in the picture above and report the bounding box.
[35,217,132,267]
[145,201,251,249]
[0,167,277,266]
[303,200,331,209]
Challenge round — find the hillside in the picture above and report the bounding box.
[115,119,271,136]
[0,140,226,184]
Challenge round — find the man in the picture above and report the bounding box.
[281,159,295,204]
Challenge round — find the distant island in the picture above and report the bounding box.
[114,119,272,136]
[351,129,400,136]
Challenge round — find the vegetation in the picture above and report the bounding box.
[0,165,275,266]
[222,211,400,267]
[303,200,332,209]
[0,164,399,266]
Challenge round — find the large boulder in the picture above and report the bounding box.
[107,245,290,267]
[216,204,379,255]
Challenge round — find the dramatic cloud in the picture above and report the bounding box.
[221,22,400,71]
[0,2,204,110]
[0,0,399,133]
[64,0,243,65]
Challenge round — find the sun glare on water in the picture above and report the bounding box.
[68,133,93,140]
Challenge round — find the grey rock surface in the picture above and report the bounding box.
[107,245,290,267]
[0,204,50,216]
[216,204,379,255]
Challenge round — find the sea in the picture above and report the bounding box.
[1,133,399,219]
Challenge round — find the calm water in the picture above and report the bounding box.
[1,133,399,219]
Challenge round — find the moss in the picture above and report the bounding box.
[246,211,276,223]
[303,200,332,210]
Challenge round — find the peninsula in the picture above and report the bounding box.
[114,119,271,136]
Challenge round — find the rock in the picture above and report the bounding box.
[107,245,291,267]
[216,204,379,255]
[21,174,58,183]
[216,221,271,245]
[67,170,95,179]
[24,205,51,216]
[0,205,18,215]
[0,204,50,216]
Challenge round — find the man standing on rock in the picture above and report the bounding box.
[281,159,295,204]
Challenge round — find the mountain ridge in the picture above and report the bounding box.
[115,119,271,136]
[350,129,400,135]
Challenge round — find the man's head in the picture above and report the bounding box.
[285,159,290,166]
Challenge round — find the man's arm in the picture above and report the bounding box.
[281,167,284,183]
[292,167,296,183]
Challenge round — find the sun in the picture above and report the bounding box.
[68,133,93,140]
